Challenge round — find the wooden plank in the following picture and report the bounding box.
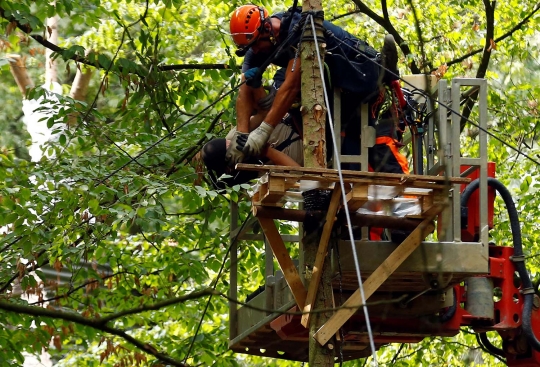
[260,177,301,205]
[346,184,369,212]
[301,185,342,327]
[313,218,436,346]
[268,172,462,190]
[403,188,433,196]
[260,177,285,204]
[258,217,307,310]
[253,181,269,205]
[236,164,471,184]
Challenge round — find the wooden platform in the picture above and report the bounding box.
[229,164,489,356]
[236,164,470,209]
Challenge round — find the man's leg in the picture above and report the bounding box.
[368,137,409,174]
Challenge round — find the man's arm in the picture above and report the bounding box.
[261,58,301,128]
[241,58,301,158]
[236,78,267,133]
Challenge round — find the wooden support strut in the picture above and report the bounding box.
[313,215,437,346]
[345,183,369,212]
[257,217,307,310]
[301,185,342,327]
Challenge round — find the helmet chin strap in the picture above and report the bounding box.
[266,19,277,46]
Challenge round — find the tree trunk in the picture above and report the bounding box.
[68,64,94,126]
[45,15,59,86]
[300,0,336,365]
[69,66,93,101]
[7,54,34,97]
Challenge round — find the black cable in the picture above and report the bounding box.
[291,0,298,12]
[182,210,253,364]
[95,84,241,186]
[327,33,540,168]
[461,178,540,352]
[390,343,405,365]
[477,332,505,357]
[439,288,457,323]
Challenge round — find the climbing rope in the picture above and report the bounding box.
[308,14,379,366]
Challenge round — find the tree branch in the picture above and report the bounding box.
[166,111,223,176]
[98,288,217,324]
[434,2,540,72]
[330,10,362,21]
[350,0,420,73]
[459,0,496,132]
[0,290,218,366]
[27,270,130,306]
[0,6,228,76]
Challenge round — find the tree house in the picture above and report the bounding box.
[228,79,493,363]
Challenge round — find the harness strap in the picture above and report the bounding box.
[274,127,301,152]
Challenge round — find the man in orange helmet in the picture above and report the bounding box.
[226,4,403,170]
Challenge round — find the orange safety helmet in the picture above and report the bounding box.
[230,5,269,47]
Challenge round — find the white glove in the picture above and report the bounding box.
[225,130,249,167]
[243,122,274,158]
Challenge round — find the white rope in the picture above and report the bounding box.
[308,15,379,366]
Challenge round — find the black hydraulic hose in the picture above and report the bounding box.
[477,332,505,357]
[461,177,540,352]
[440,288,457,323]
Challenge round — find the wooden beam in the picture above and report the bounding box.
[260,176,298,205]
[236,164,471,184]
[266,172,459,190]
[301,185,342,327]
[253,206,429,231]
[252,206,306,222]
[313,216,436,346]
[345,183,368,211]
[258,217,307,309]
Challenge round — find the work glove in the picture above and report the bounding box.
[244,67,263,88]
[225,130,249,167]
[243,122,274,158]
[258,87,277,110]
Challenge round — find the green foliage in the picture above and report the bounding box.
[0,0,539,366]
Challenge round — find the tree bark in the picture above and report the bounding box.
[45,15,60,86]
[69,65,93,101]
[7,54,34,97]
[300,0,336,365]
[68,64,94,126]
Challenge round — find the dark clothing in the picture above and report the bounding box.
[202,116,302,189]
[202,138,260,189]
[242,10,381,98]
[238,8,408,176]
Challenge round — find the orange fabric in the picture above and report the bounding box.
[375,136,409,174]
